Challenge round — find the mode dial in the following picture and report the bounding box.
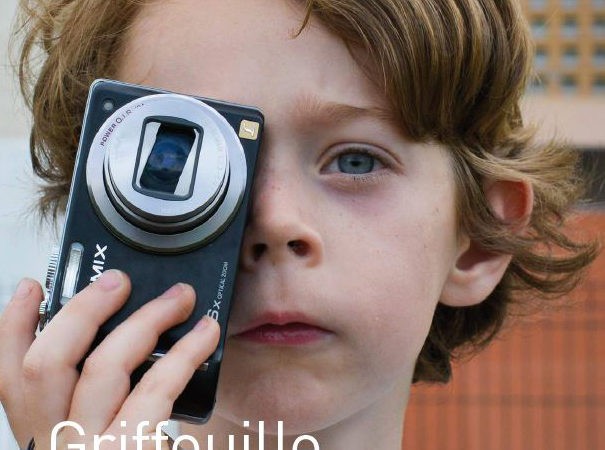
[40,246,60,329]
[45,245,60,290]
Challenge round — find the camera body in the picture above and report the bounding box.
[39,79,263,423]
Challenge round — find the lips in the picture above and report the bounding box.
[231,312,333,346]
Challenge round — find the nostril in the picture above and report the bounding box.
[252,243,267,261]
[288,240,309,257]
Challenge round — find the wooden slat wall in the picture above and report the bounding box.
[403,213,605,450]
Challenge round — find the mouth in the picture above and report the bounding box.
[231,312,333,346]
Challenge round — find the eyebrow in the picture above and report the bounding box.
[289,93,396,126]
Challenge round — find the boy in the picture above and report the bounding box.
[0,0,597,449]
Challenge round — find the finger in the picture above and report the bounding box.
[108,316,220,432]
[0,279,43,396]
[69,283,196,433]
[22,270,130,441]
[0,278,44,447]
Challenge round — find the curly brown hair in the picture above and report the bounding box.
[13,0,599,383]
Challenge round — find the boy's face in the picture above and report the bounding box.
[118,0,463,432]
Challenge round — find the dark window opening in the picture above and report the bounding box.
[580,149,605,207]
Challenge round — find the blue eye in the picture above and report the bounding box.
[321,146,389,180]
[337,153,375,174]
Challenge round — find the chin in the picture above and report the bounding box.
[214,368,352,435]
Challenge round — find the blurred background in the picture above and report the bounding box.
[407,1,605,448]
[1,1,56,448]
[0,0,603,449]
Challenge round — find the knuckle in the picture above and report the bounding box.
[178,338,209,368]
[166,346,198,375]
[80,353,108,378]
[21,351,45,383]
[135,367,182,403]
[134,372,164,397]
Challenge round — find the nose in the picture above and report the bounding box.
[239,159,324,271]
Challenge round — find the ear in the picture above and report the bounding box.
[440,179,534,307]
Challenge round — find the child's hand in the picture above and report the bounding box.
[0,270,220,450]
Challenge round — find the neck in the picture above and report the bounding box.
[180,384,409,450]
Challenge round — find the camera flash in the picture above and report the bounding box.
[60,243,84,305]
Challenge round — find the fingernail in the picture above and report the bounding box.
[195,315,215,331]
[14,279,34,299]
[97,270,123,290]
[158,283,185,299]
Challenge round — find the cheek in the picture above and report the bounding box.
[321,185,459,360]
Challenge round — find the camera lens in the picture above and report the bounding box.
[140,124,196,194]
[89,93,249,251]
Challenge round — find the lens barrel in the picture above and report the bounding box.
[86,94,248,252]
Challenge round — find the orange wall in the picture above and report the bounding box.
[403,212,605,450]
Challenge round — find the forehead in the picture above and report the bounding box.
[116,0,388,119]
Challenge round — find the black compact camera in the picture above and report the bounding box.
[38,79,263,422]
